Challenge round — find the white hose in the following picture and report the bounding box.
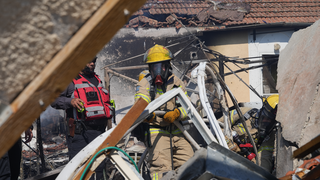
[192,62,228,149]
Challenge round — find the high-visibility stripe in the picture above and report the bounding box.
[74,84,91,89]
[155,88,163,95]
[145,88,163,94]
[86,106,104,111]
[258,146,274,153]
[230,110,235,124]
[135,93,150,103]
[236,123,246,134]
[87,110,105,117]
[149,128,182,135]
[178,107,187,119]
[152,173,158,180]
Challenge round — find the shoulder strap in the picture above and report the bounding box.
[145,74,155,101]
[94,74,102,84]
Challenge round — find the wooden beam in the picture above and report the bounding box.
[73,98,148,180]
[293,135,320,159]
[0,0,147,158]
[302,164,320,180]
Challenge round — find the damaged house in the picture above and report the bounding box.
[97,0,320,112]
[94,0,320,178]
[1,0,320,179]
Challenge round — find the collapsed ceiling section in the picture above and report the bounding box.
[127,0,250,29]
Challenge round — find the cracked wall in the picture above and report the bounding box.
[0,0,106,104]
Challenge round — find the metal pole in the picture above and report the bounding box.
[106,69,139,84]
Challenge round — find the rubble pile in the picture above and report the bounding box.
[22,134,68,179]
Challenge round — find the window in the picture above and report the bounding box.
[262,55,279,95]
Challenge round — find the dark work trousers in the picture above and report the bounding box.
[0,152,10,180]
[67,129,105,180]
[0,139,22,180]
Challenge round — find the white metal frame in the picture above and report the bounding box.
[57,88,217,180]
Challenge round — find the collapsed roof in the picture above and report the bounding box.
[126,0,320,29]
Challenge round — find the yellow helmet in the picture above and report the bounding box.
[265,94,279,109]
[138,70,149,81]
[143,44,173,64]
[263,94,279,119]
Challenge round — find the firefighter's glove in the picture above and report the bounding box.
[163,108,180,123]
[144,112,156,123]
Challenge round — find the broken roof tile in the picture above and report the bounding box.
[175,21,182,29]
[129,17,139,25]
[126,0,320,29]
[166,15,176,24]
[149,8,156,14]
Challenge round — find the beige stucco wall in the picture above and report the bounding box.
[205,30,249,104]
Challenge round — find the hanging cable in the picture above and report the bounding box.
[170,16,260,164]
[80,146,139,180]
[224,63,263,100]
[101,39,193,69]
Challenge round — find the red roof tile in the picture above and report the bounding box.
[129,0,320,28]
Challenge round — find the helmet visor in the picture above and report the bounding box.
[149,62,166,79]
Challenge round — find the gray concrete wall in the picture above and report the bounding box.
[276,19,320,177]
[277,19,320,147]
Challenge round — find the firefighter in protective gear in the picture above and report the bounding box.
[258,94,279,144]
[218,94,279,173]
[135,44,193,179]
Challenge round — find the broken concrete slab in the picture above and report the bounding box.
[0,0,106,103]
[277,19,320,147]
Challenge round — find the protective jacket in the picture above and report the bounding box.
[135,73,188,127]
[135,73,193,179]
[72,74,112,121]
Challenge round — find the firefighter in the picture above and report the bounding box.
[219,94,279,173]
[135,44,194,179]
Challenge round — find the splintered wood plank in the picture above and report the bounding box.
[293,135,320,159]
[0,0,147,158]
[73,98,148,180]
